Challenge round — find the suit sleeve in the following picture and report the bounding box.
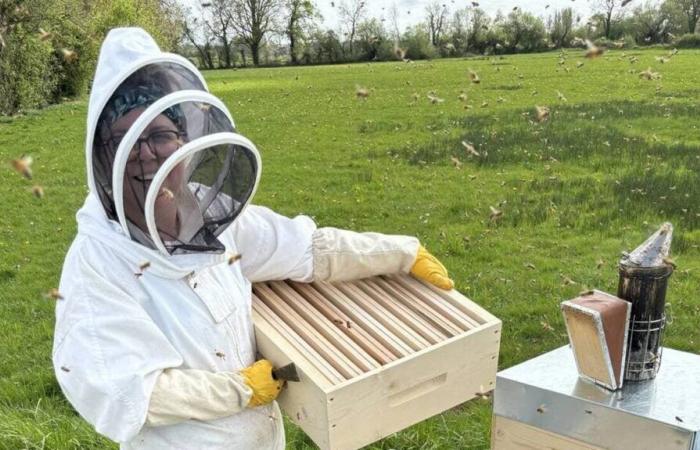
[146,369,252,426]
[228,204,317,283]
[227,205,420,284]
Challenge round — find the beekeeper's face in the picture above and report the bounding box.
[107,108,187,235]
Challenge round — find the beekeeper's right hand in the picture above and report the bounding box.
[240,359,284,407]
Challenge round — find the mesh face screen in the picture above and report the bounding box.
[151,143,258,255]
[93,62,206,220]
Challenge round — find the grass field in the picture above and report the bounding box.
[1,48,700,449]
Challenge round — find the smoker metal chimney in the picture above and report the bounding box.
[618,222,674,382]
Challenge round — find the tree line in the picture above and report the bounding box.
[1,0,699,115]
[183,0,700,68]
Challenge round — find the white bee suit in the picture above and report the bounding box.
[52,28,419,449]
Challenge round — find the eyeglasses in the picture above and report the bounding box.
[118,129,186,162]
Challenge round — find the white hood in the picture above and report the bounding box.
[81,27,262,260]
[85,27,207,200]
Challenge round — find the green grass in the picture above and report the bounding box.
[2,48,700,449]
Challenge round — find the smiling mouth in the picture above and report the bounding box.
[134,173,155,183]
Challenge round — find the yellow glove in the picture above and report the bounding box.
[410,245,454,290]
[240,359,284,407]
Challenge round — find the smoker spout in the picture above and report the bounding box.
[620,223,673,268]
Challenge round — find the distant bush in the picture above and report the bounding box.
[593,37,613,48]
[0,0,182,116]
[0,27,57,115]
[675,33,700,48]
[403,26,437,60]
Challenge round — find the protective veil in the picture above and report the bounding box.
[53,28,420,450]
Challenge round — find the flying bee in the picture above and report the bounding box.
[475,387,490,400]
[61,48,78,63]
[355,85,370,99]
[639,67,660,80]
[557,90,567,102]
[450,156,462,168]
[489,206,503,222]
[227,253,242,265]
[458,92,468,102]
[468,69,480,84]
[561,275,577,286]
[584,39,604,58]
[38,28,52,41]
[462,141,479,157]
[158,187,175,200]
[427,93,444,104]
[44,288,64,300]
[535,105,550,123]
[31,185,44,198]
[215,351,226,359]
[11,154,33,179]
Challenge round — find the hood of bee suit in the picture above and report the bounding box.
[85,27,262,257]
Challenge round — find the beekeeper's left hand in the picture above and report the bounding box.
[410,245,454,290]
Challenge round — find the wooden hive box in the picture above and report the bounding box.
[252,274,502,450]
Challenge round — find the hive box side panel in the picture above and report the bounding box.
[491,415,604,450]
[327,320,501,450]
[252,309,331,450]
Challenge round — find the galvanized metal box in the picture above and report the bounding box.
[252,274,501,450]
[492,345,700,450]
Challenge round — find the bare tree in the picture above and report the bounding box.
[285,0,317,64]
[548,8,574,47]
[228,0,280,66]
[388,1,401,43]
[425,1,448,46]
[202,0,236,68]
[338,0,367,56]
[669,0,700,33]
[593,0,619,38]
[449,7,469,51]
[467,7,490,52]
[182,6,216,69]
[632,3,671,43]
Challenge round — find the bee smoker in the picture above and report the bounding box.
[617,223,674,382]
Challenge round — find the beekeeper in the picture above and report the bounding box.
[52,28,454,450]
